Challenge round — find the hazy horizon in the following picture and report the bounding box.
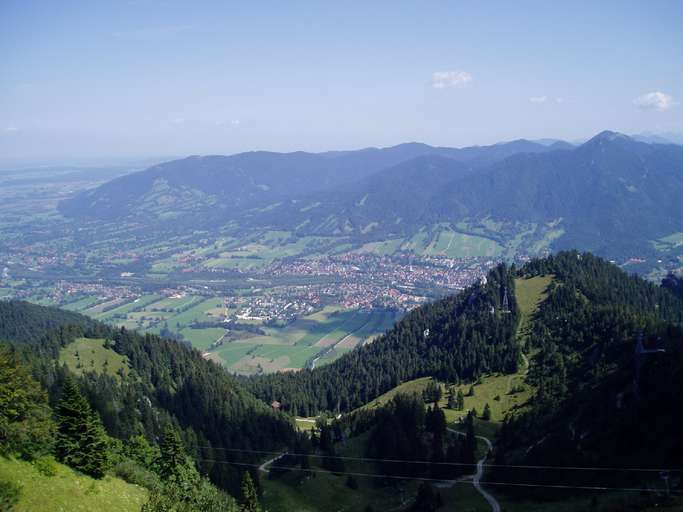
[2,0,682,160]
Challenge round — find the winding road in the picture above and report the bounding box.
[447,428,501,512]
[258,452,287,473]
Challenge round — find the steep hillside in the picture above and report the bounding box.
[493,251,683,498]
[0,456,147,512]
[244,263,521,415]
[58,132,683,263]
[58,139,559,225]
[279,132,683,258]
[0,300,296,496]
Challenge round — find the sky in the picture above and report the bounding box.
[1,0,682,160]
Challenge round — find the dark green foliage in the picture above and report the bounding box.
[0,346,54,458]
[662,272,683,300]
[240,471,261,512]
[142,478,240,512]
[462,412,476,468]
[0,301,95,346]
[159,426,187,482]
[338,393,471,483]
[482,403,491,421]
[55,376,109,478]
[422,381,442,404]
[0,478,21,512]
[411,482,441,512]
[246,264,520,414]
[111,459,160,490]
[0,299,295,497]
[32,455,57,477]
[495,251,683,498]
[142,425,240,511]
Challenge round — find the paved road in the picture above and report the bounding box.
[447,428,501,512]
[258,452,287,473]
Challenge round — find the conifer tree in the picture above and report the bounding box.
[457,390,465,410]
[482,403,492,421]
[159,425,186,481]
[0,347,54,457]
[241,471,261,512]
[55,376,109,477]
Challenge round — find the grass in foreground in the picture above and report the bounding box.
[0,456,147,512]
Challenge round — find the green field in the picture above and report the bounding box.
[59,337,130,379]
[653,231,683,251]
[209,307,398,374]
[61,295,101,311]
[0,457,147,512]
[97,294,163,321]
[179,327,226,351]
[424,226,503,258]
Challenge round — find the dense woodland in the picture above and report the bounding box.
[3,251,683,509]
[0,300,297,508]
[495,252,683,496]
[244,263,520,415]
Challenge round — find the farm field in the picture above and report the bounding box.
[212,307,399,374]
[44,286,400,375]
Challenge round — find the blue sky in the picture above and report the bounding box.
[1,0,681,160]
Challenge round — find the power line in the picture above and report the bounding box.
[188,444,683,474]
[195,458,681,495]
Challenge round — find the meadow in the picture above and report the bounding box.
[0,457,147,512]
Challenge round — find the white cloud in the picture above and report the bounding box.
[529,96,565,105]
[633,91,674,111]
[431,70,472,89]
[215,119,241,127]
[3,126,19,133]
[171,117,185,125]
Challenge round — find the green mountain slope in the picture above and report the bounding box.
[0,300,296,497]
[0,456,147,512]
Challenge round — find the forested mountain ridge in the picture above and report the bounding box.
[58,138,563,225]
[243,263,521,416]
[261,132,683,256]
[494,252,683,486]
[0,300,296,499]
[58,132,683,264]
[245,251,683,420]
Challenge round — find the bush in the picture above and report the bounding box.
[32,455,57,477]
[111,459,160,490]
[0,478,21,512]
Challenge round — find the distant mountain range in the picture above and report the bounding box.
[60,131,683,261]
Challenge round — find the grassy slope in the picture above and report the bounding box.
[0,457,147,512]
[59,337,130,379]
[514,275,553,342]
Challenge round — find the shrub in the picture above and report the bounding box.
[111,459,160,490]
[32,455,57,477]
[0,478,21,512]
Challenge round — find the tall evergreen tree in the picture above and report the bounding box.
[159,425,186,481]
[55,376,109,477]
[482,403,492,421]
[241,471,261,512]
[0,346,54,458]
